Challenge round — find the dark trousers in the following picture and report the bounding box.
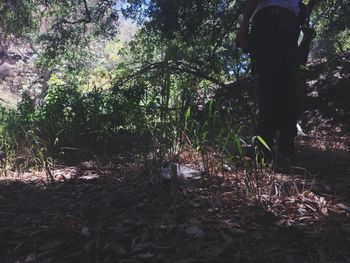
[250,6,300,153]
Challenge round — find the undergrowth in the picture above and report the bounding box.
[0,64,286,201]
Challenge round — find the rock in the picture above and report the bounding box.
[0,62,15,78]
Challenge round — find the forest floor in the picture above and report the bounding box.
[0,122,349,263]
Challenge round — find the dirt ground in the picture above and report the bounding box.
[0,125,349,263]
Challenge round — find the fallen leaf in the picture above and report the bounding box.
[185,225,204,237]
[138,252,154,259]
[174,259,201,263]
[81,226,90,236]
[337,202,350,211]
[24,254,36,263]
[202,236,232,257]
[275,219,287,226]
[320,207,328,215]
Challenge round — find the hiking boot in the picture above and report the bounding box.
[278,132,295,158]
[275,151,295,173]
[276,137,296,173]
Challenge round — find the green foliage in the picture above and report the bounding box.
[124,0,246,83]
[0,0,36,35]
[183,100,245,174]
[0,76,148,166]
[252,135,272,168]
[312,0,350,58]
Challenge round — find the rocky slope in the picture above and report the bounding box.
[0,36,46,108]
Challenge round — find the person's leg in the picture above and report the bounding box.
[274,12,299,162]
[255,71,278,149]
[277,68,298,162]
[251,8,280,154]
[251,8,299,166]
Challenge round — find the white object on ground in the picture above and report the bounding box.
[297,123,307,137]
[161,164,201,181]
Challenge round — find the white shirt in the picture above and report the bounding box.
[254,0,300,16]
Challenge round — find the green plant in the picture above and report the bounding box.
[252,135,273,168]
[180,100,246,175]
[26,129,54,183]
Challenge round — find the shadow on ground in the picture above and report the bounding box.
[0,150,350,263]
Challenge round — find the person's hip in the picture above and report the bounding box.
[254,5,297,21]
